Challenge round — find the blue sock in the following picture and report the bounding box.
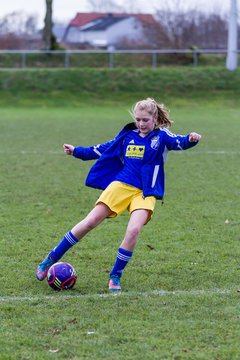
[110,248,133,279]
[49,231,79,262]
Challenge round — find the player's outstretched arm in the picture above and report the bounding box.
[63,143,75,155]
[189,132,202,142]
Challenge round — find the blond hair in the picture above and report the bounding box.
[130,98,173,129]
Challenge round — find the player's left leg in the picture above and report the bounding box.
[109,209,150,291]
[36,203,112,281]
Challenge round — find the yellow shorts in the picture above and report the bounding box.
[96,181,156,220]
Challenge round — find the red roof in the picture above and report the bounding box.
[69,12,157,28]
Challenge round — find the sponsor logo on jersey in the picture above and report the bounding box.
[126,145,145,158]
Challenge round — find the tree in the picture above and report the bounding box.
[43,0,56,50]
[25,16,38,35]
[87,0,124,13]
[143,9,228,49]
[0,12,37,35]
[0,11,39,49]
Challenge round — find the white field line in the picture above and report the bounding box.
[177,150,240,155]
[178,150,240,155]
[1,150,238,156]
[0,289,231,303]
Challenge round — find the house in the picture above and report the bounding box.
[62,12,157,48]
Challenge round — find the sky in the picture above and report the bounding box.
[0,0,231,27]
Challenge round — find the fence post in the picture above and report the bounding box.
[21,52,26,68]
[152,52,157,68]
[109,52,114,68]
[193,49,198,66]
[65,51,70,68]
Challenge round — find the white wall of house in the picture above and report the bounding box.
[65,17,144,46]
[107,17,144,45]
[65,27,84,43]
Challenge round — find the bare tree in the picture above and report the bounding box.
[43,0,56,50]
[0,11,40,49]
[154,2,207,49]
[87,0,124,13]
[0,12,38,35]
[197,13,228,48]
[149,9,228,49]
[25,16,38,35]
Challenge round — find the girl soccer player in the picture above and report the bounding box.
[36,98,201,291]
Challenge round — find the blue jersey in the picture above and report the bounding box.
[73,123,200,199]
[116,130,157,189]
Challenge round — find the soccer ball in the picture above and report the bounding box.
[47,262,77,291]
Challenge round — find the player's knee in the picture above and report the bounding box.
[127,225,141,240]
[84,214,103,231]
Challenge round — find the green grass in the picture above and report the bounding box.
[0,67,240,107]
[0,96,240,359]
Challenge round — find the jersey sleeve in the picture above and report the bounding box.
[73,140,114,160]
[162,128,198,151]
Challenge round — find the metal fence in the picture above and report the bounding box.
[0,49,237,68]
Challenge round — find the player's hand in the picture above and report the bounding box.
[63,144,75,155]
[189,132,202,142]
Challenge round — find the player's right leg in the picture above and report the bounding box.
[36,203,111,281]
[108,209,150,291]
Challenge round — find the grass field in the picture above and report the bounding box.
[0,95,240,359]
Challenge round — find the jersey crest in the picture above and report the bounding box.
[150,136,160,150]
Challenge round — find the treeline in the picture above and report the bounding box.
[0,9,236,50]
[121,10,231,50]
